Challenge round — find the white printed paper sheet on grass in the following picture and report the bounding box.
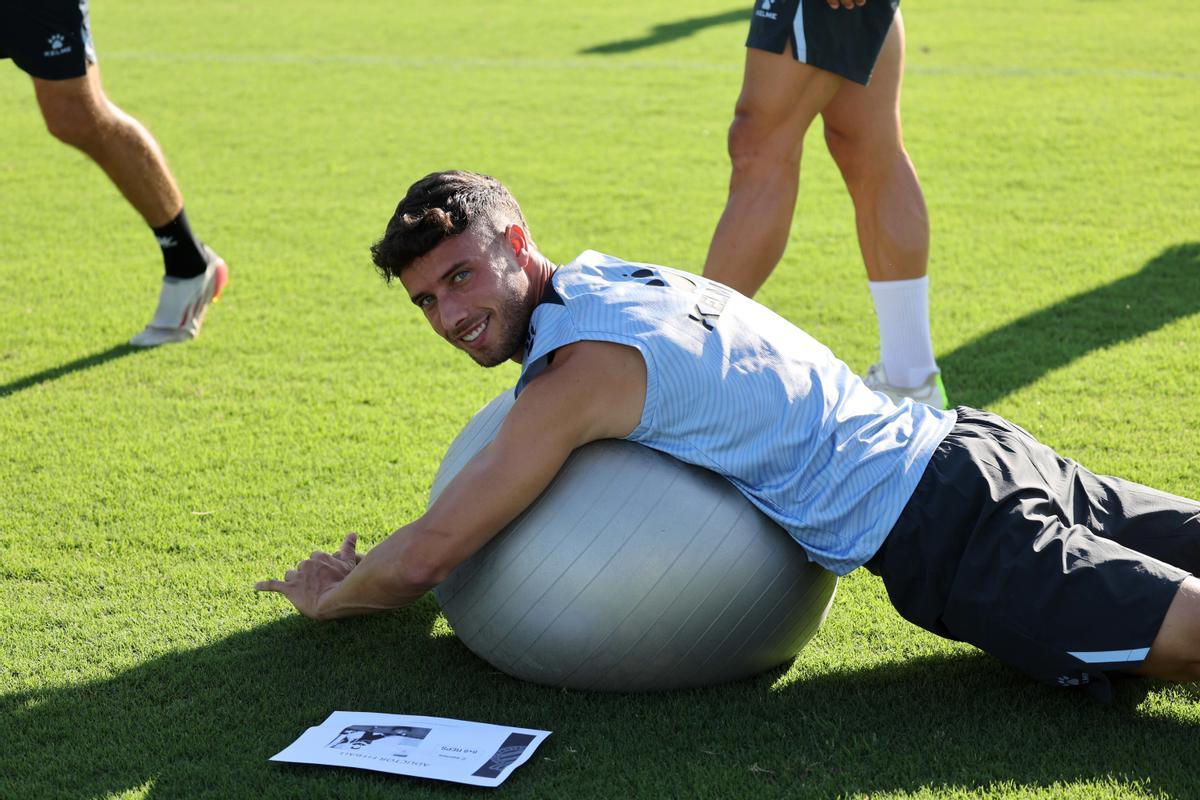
[271,711,551,787]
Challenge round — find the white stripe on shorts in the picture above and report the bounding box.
[792,4,808,63]
[1067,647,1150,664]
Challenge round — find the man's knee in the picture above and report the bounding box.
[726,107,806,176]
[822,121,901,186]
[822,122,858,170]
[40,97,108,150]
[34,76,112,152]
[724,50,839,177]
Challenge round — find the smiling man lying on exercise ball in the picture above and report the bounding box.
[257,170,1200,702]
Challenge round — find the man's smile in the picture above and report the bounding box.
[456,314,489,346]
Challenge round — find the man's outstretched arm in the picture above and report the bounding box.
[255,340,647,620]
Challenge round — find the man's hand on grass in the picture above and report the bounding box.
[256,532,363,620]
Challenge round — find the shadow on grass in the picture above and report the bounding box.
[579,8,747,55]
[4,596,1197,798]
[941,242,1200,409]
[762,655,1200,796]
[0,343,144,399]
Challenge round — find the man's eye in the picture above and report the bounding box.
[451,270,470,284]
[419,296,435,309]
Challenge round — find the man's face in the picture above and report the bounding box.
[400,224,534,367]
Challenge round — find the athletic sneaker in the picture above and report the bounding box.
[129,246,229,347]
[864,362,949,410]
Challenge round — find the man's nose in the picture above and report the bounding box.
[439,295,468,334]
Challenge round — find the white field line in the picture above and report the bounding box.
[104,51,1200,81]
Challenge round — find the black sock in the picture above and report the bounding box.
[152,208,208,279]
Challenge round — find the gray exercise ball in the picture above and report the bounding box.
[429,389,838,692]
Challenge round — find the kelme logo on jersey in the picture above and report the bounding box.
[688,283,732,332]
[44,34,73,58]
[624,267,730,332]
[755,0,778,21]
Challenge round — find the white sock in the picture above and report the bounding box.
[868,276,938,389]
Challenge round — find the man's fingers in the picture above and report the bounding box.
[311,552,342,568]
[258,532,360,601]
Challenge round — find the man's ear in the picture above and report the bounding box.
[505,224,530,262]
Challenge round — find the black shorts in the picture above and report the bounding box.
[865,407,1199,702]
[745,0,899,85]
[0,0,96,81]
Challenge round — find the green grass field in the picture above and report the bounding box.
[2,1,1199,797]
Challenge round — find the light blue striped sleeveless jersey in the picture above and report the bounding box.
[516,251,956,575]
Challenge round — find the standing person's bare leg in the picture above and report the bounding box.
[703,46,841,297]
[34,65,182,227]
[33,63,227,346]
[821,13,944,406]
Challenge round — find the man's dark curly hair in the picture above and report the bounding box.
[370,170,528,283]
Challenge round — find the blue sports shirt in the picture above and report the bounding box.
[516,251,956,575]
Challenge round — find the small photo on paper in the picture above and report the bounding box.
[326,725,432,757]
